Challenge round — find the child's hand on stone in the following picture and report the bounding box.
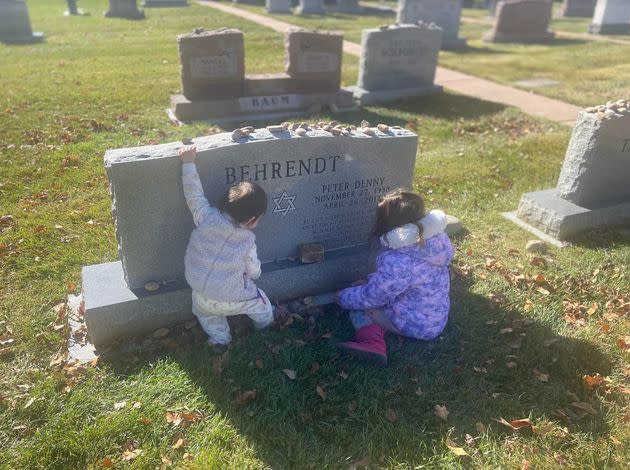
[179,145,197,164]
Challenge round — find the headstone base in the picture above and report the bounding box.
[295,5,326,14]
[441,36,468,50]
[483,30,555,43]
[588,23,630,35]
[142,1,189,7]
[170,88,356,122]
[348,84,443,106]
[84,246,370,345]
[510,188,630,241]
[105,5,145,19]
[0,32,43,44]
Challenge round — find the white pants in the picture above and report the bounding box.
[192,290,274,345]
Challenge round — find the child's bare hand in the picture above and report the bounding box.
[179,145,197,164]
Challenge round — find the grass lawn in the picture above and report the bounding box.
[1,1,629,469]
[231,1,630,107]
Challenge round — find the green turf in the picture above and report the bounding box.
[1,1,629,469]
[232,1,630,107]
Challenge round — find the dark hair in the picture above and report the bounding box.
[373,188,425,240]
[217,181,268,225]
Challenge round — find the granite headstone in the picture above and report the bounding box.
[349,23,443,105]
[510,99,630,241]
[82,125,419,344]
[397,0,467,49]
[266,0,292,13]
[0,0,44,43]
[483,0,555,43]
[336,0,360,14]
[296,0,326,15]
[560,0,596,17]
[105,0,145,19]
[589,0,630,34]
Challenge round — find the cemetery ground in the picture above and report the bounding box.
[230,1,630,107]
[0,1,628,468]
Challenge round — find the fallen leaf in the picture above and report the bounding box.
[114,401,127,411]
[101,457,114,468]
[235,389,257,406]
[172,434,185,449]
[445,435,469,457]
[536,287,550,296]
[255,359,264,369]
[385,407,398,423]
[315,385,326,401]
[495,417,533,431]
[435,404,449,421]
[506,361,518,369]
[282,369,296,380]
[533,368,549,382]
[132,401,142,409]
[522,459,532,470]
[582,373,606,390]
[161,455,173,465]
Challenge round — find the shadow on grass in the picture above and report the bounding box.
[102,266,613,467]
[568,227,630,249]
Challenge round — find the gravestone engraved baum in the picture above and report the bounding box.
[142,0,188,7]
[508,99,630,242]
[483,0,554,43]
[349,23,443,105]
[171,28,354,122]
[397,0,467,50]
[105,0,145,19]
[589,0,630,34]
[0,0,44,43]
[296,0,326,15]
[82,125,418,345]
[266,0,292,13]
[560,0,596,17]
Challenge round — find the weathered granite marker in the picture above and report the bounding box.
[349,23,443,105]
[336,0,360,14]
[105,0,145,19]
[483,0,554,43]
[266,0,292,13]
[397,0,467,50]
[82,124,418,345]
[589,0,630,34]
[560,0,596,17]
[508,99,630,242]
[0,0,44,43]
[296,0,325,15]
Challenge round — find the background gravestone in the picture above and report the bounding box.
[509,99,630,241]
[296,0,326,15]
[178,28,245,101]
[589,0,630,34]
[0,0,44,44]
[483,0,555,43]
[105,0,145,19]
[560,0,596,17]
[397,0,467,50]
[336,0,360,14]
[284,29,343,92]
[82,125,418,345]
[349,23,443,105]
[266,0,292,13]
[142,0,189,7]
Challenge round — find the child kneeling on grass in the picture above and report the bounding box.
[336,188,454,365]
[179,146,273,345]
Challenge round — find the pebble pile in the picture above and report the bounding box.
[584,99,630,120]
[229,120,402,141]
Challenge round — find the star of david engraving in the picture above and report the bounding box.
[272,190,296,216]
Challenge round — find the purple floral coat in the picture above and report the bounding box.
[338,233,454,340]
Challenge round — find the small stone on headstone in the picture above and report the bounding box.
[299,243,325,264]
[144,281,160,292]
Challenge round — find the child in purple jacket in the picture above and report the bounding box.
[336,189,454,365]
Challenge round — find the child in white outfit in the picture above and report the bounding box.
[179,145,273,345]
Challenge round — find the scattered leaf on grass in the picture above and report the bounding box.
[282,369,296,380]
[172,433,185,449]
[122,448,142,461]
[522,459,532,470]
[435,404,449,421]
[101,457,114,468]
[495,417,532,431]
[385,407,398,423]
[132,401,142,409]
[316,385,326,401]
[255,359,264,369]
[166,411,204,427]
[445,435,468,457]
[533,368,549,382]
[583,373,607,390]
[113,401,127,411]
[235,389,257,406]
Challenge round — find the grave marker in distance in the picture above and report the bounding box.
[0,0,44,43]
[483,0,555,43]
[397,0,467,50]
[589,0,630,34]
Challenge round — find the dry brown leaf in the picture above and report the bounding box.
[101,457,114,468]
[533,368,549,382]
[172,433,185,449]
[435,404,449,421]
[316,385,326,401]
[161,455,173,465]
[385,407,398,423]
[522,459,532,470]
[282,369,297,380]
[582,373,607,390]
[113,401,127,411]
[495,417,532,431]
[445,435,469,457]
[122,448,142,461]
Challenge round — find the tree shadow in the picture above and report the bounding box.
[102,265,614,467]
[568,227,630,249]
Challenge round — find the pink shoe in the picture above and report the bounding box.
[337,324,387,366]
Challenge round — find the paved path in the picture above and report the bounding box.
[461,16,630,46]
[198,1,582,125]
